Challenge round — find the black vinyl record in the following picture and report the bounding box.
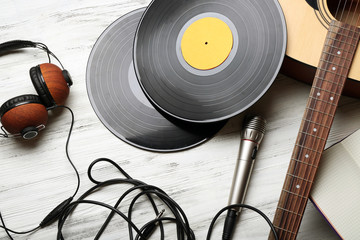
[134,0,287,123]
[86,8,226,152]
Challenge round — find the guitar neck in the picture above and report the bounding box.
[270,20,360,240]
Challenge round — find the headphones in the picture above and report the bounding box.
[0,40,72,139]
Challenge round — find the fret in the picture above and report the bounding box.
[286,173,314,184]
[315,68,347,80]
[320,58,351,67]
[329,22,358,33]
[322,47,353,57]
[294,138,322,157]
[305,106,335,118]
[273,226,298,236]
[295,143,323,155]
[304,114,333,131]
[328,28,360,41]
[332,23,359,34]
[296,135,318,154]
[317,67,351,78]
[284,170,315,198]
[312,86,344,97]
[334,30,360,45]
[318,58,351,70]
[327,28,359,38]
[299,131,327,142]
[303,119,331,130]
[282,189,307,199]
[312,85,343,97]
[321,52,352,62]
[325,37,358,48]
[301,117,327,132]
[306,99,338,122]
[327,31,359,42]
[276,207,303,217]
[309,96,338,107]
[312,86,343,96]
[291,158,318,169]
[313,73,344,87]
[307,107,335,120]
[295,134,326,152]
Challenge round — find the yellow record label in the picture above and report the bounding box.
[181,17,233,70]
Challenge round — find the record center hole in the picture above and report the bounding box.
[205,42,208,45]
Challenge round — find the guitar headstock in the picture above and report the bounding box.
[318,0,360,27]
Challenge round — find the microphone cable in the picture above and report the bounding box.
[0,106,278,239]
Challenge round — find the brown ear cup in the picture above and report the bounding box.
[30,63,70,107]
[0,94,48,135]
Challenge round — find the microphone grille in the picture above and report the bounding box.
[243,116,266,134]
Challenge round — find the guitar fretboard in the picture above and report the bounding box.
[269,20,360,240]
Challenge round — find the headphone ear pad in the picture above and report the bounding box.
[0,94,48,136]
[30,63,70,107]
[30,66,53,108]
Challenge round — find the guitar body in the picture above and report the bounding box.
[279,0,360,98]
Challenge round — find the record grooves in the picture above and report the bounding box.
[134,0,287,123]
[86,8,226,152]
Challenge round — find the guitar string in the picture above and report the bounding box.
[279,54,328,239]
[277,29,331,237]
[285,1,360,234]
[350,0,360,28]
[271,2,330,233]
[283,18,360,239]
[286,24,353,238]
[345,0,355,24]
[286,17,360,237]
[284,30,340,239]
[356,1,360,25]
[278,18,342,237]
[335,0,343,20]
[278,20,351,239]
[340,0,349,22]
[276,2,358,237]
[316,0,360,29]
[345,0,360,25]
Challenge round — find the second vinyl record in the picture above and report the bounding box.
[86,8,225,152]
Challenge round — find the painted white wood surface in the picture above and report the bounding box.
[0,0,359,239]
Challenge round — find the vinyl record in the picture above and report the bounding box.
[134,0,287,123]
[86,8,225,152]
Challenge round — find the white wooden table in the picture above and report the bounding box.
[1,0,359,239]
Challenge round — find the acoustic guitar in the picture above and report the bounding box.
[279,0,360,98]
[269,0,360,239]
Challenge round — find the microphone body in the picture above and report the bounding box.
[228,117,266,208]
[223,116,266,240]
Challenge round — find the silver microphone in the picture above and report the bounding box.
[228,115,266,208]
[222,116,266,240]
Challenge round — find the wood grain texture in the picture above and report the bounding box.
[278,0,360,95]
[40,63,69,105]
[0,0,359,239]
[270,21,360,240]
[1,103,48,134]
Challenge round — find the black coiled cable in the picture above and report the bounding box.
[0,106,278,239]
[56,157,196,240]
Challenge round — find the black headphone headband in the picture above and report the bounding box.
[0,40,41,55]
[0,40,67,71]
[0,40,72,87]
